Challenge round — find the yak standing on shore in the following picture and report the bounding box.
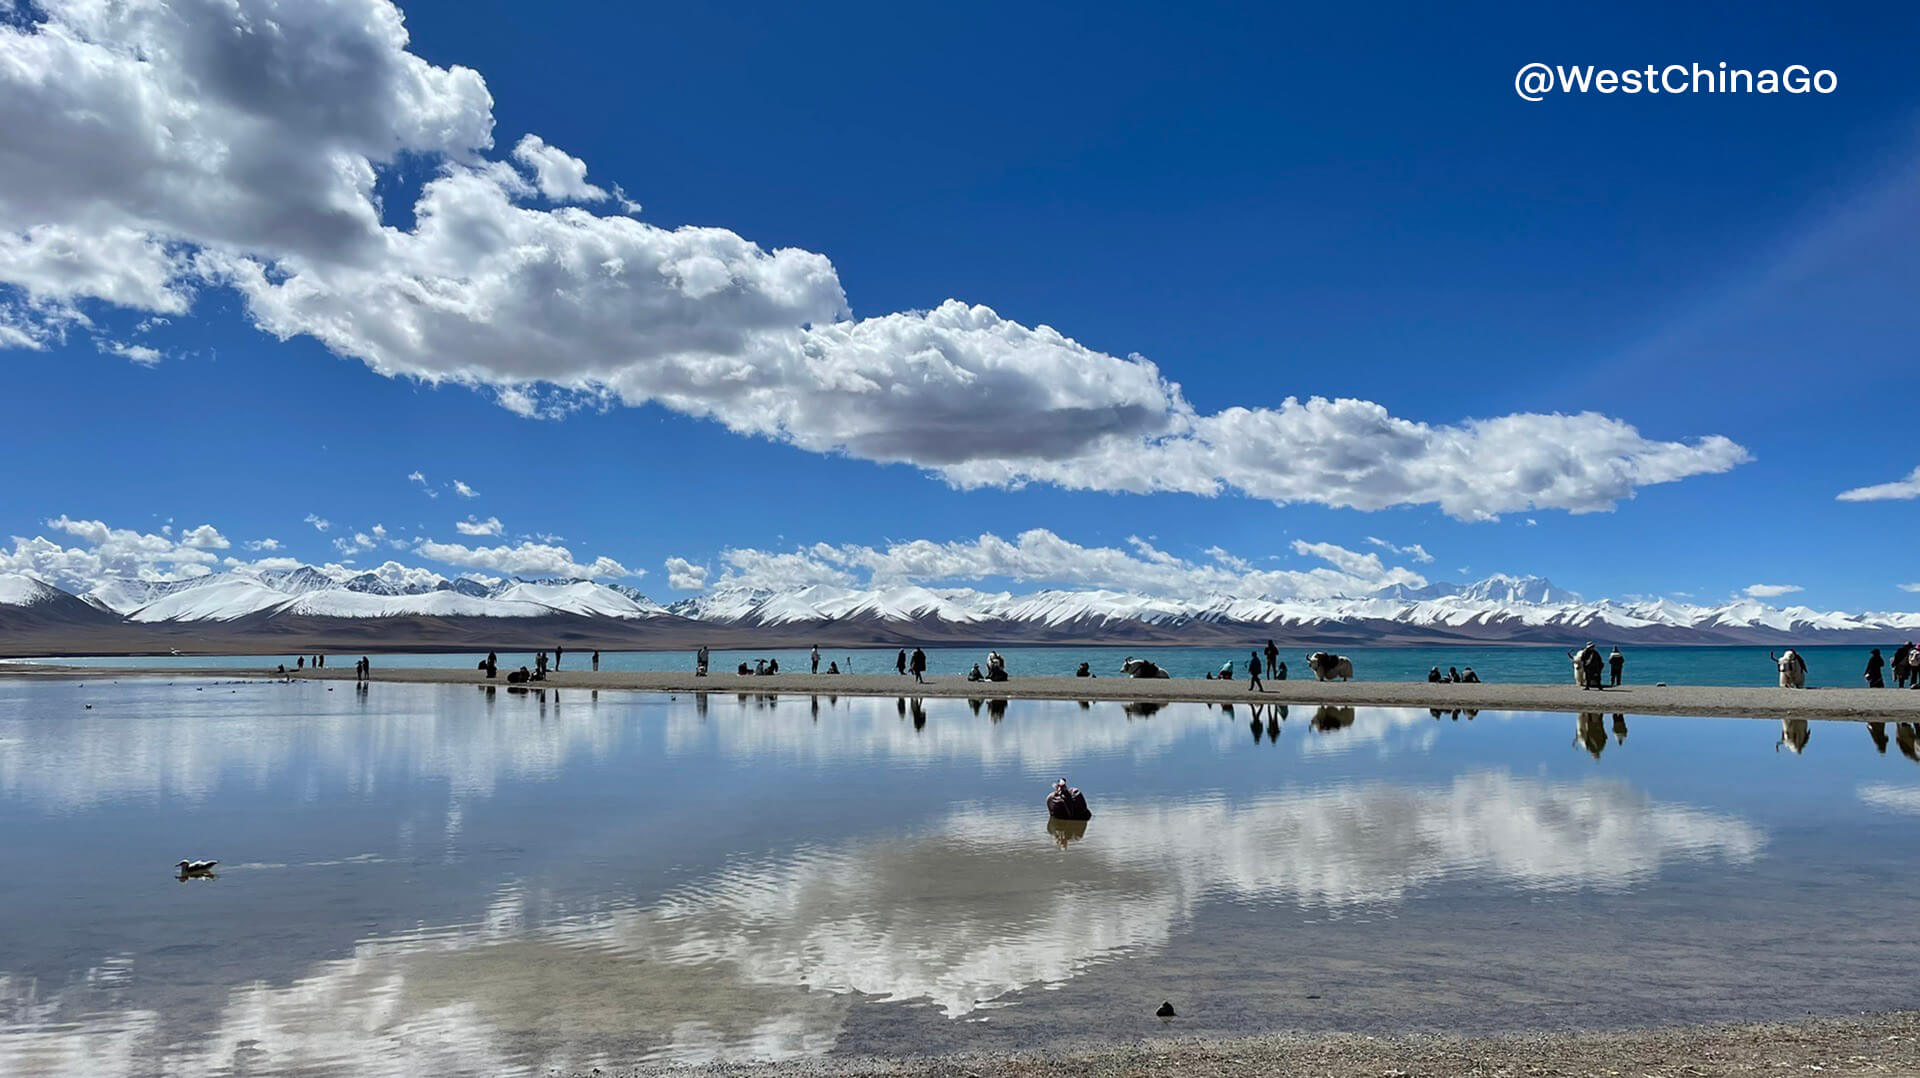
[1306,652,1353,681]
[1772,649,1808,689]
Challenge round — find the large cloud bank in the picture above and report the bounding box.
[0,0,1747,519]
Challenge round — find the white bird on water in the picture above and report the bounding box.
[176,859,218,875]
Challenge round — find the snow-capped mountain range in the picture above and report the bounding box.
[3,565,1918,652]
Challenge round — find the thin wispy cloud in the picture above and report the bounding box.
[1365,537,1435,564]
[1837,466,1920,502]
[303,514,331,533]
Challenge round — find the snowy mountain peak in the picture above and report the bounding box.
[0,573,63,607]
[1457,574,1580,606]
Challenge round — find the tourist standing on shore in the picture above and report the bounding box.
[811,645,820,674]
[1263,639,1279,679]
[1609,647,1625,686]
[896,649,907,676]
[1866,649,1886,688]
[592,649,600,671]
[1895,644,1913,688]
[696,645,709,676]
[485,651,497,679]
[1247,651,1264,692]
[909,647,927,684]
[554,646,563,670]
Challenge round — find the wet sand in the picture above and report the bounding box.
[11,662,1920,719]
[665,1011,1920,1077]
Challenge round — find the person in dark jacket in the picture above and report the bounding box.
[1247,651,1265,692]
[1263,639,1280,680]
[1894,643,1913,689]
[1428,666,1443,683]
[1866,648,1886,688]
[896,649,908,676]
[909,647,927,684]
[1609,647,1625,686]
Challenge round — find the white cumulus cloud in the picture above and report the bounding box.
[414,538,632,579]
[453,480,479,498]
[664,556,710,591]
[0,516,227,592]
[511,134,611,204]
[1742,583,1802,599]
[454,515,503,536]
[682,528,1428,600]
[0,0,1748,521]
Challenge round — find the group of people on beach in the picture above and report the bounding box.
[1428,665,1481,683]
[1568,643,1626,689]
[965,652,1009,683]
[1864,644,1920,688]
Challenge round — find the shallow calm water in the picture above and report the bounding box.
[4,679,1919,1075]
[8,642,1905,687]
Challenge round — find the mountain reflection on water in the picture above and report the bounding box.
[2,680,1918,1075]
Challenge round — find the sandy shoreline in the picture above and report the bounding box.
[11,662,1920,719]
[658,1012,1920,1077]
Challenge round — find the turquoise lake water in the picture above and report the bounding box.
[11,642,1904,688]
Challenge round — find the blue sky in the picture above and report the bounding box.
[1,0,1916,609]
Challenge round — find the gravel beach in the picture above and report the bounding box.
[656,1012,1920,1077]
